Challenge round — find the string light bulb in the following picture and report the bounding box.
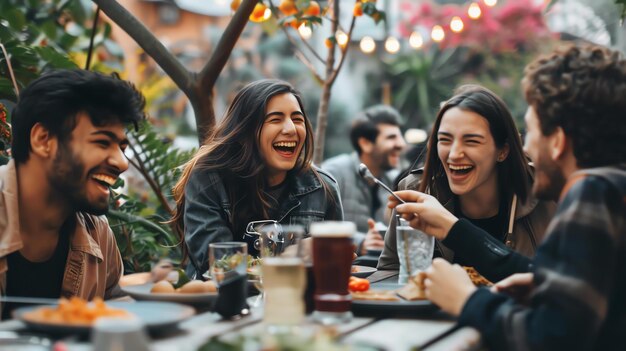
[360,36,376,54]
[450,16,464,33]
[483,0,497,6]
[335,30,349,46]
[409,32,423,49]
[431,25,445,42]
[468,2,482,19]
[384,36,400,54]
[298,24,312,39]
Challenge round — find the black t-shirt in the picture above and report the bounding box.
[2,225,71,319]
[451,198,508,266]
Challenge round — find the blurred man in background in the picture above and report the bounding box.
[323,105,406,255]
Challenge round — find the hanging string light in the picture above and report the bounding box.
[468,2,482,19]
[360,36,376,54]
[431,25,445,42]
[336,30,349,46]
[409,32,424,49]
[384,36,400,53]
[450,16,464,32]
[298,24,312,39]
[483,0,497,6]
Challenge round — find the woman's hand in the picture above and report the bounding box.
[361,218,384,255]
[388,190,458,240]
[491,273,534,304]
[424,258,476,316]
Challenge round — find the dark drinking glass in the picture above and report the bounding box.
[310,221,355,324]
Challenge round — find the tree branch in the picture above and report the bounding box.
[328,15,356,86]
[93,0,194,96]
[198,0,259,92]
[295,51,324,84]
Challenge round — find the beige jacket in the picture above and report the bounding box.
[0,160,123,311]
[378,169,556,270]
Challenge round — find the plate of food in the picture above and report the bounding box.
[13,297,195,334]
[350,273,437,317]
[121,280,218,306]
[351,265,377,278]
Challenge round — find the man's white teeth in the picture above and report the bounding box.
[449,165,473,171]
[273,141,297,148]
[91,174,116,186]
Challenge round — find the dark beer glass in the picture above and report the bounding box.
[310,221,355,324]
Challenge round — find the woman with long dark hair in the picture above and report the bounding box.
[378,85,555,282]
[171,79,342,277]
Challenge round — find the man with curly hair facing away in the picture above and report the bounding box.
[390,43,626,350]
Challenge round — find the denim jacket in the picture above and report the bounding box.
[183,166,343,277]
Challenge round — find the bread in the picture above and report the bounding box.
[463,266,493,286]
[351,290,400,301]
[396,271,427,301]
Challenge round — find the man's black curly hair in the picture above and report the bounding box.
[522,44,626,168]
[11,69,146,163]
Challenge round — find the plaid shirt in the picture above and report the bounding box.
[458,165,626,351]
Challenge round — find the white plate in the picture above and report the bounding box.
[121,283,218,306]
[202,271,260,286]
[14,301,195,334]
[351,265,377,278]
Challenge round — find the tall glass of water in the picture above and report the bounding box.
[396,216,434,284]
[259,224,306,334]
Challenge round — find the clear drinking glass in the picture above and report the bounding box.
[396,216,434,284]
[209,242,248,285]
[310,221,355,325]
[259,224,306,334]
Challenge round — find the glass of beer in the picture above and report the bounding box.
[259,224,306,334]
[310,221,355,325]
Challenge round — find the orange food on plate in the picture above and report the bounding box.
[348,276,370,292]
[22,297,130,326]
[463,266,493,286]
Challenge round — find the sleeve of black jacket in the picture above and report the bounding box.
[443,219,532,282]
[456,176,622,351]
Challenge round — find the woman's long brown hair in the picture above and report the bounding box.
[170,79,333,251]
[419,84,531,206]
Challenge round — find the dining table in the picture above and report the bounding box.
[0,270,482,351]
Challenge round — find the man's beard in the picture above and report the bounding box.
[532,152,566,202]
[48,143,110,216]
[372,149,397,172]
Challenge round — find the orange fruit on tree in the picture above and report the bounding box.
[249,3,269,22]
[324,38,333,49]
[304,1,321,16]
[278,0,298,16]
[230,0,241,12]
[353,2,363,17]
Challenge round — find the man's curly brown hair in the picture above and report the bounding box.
[522,44,626,168]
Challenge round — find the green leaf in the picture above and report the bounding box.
[4,8,27,30]
[172,268,190,289]
[34,46,78,69]
[40,20,58,40]
[0,78,18,101]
